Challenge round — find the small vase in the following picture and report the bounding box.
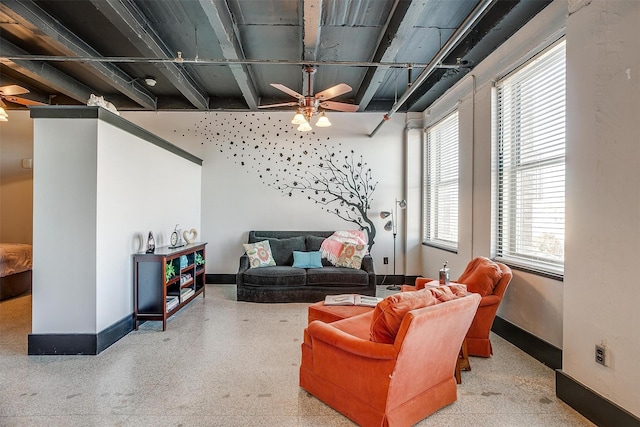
[146,231,155,253]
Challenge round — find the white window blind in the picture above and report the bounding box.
[424,111,459,250]
[495,40,566,275]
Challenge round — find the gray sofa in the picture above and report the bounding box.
[237,231,376,303]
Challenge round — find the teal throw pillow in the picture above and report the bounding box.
[292,251,323,269]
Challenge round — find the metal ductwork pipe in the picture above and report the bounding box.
[369,0,496,137]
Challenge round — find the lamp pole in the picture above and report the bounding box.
[381,198,406,291]
[387,199,401,291]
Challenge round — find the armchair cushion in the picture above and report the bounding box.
[457,256,503,296]
[370,284,468,344]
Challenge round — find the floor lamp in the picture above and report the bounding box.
[380,198,407,291]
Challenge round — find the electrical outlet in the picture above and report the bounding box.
[595,344,606,366]
[383,257,389,264]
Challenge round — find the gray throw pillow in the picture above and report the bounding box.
[306,235,326,252]
[267,236,306,266]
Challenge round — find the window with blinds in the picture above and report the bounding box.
[495,40,566,276]
[424,111,459,251]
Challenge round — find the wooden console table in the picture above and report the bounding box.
[133,242,207,331]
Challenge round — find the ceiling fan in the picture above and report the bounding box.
[0,85,46,121]
[259,66,358,130]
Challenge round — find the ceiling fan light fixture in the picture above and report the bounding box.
[291,112,306,125]
[0,107,7,120]
[297,120,312,132]
[315,111,331,127]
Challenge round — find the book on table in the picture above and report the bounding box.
[324,294,383,307]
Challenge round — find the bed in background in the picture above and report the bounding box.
[0,243,32,301]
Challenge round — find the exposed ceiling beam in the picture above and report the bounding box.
[303,0,322,62]
[405,0,552,112]
[90,0,209,110]
[370,0,496,137]
[0,38,94,104]
[355,0,420,112]
[198,0,259,110]
[0,0,157,110]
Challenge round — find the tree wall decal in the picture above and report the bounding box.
[276,149,378,250]
[180,113,379,249]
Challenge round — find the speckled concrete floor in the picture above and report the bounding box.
[0,285,595,426]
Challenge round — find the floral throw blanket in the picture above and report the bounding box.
[319,230,368,264]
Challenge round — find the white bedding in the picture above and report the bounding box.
[0,243,33,277]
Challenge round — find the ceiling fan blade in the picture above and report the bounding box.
[315,83,352,100]
[320,101,359,112]
[2,96,46,106]
[257,102,298,109]
[270,83,304,100]
[0,84,30,96]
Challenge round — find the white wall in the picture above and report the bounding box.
[0,110,33,243]
[32,110,201,334]
[95,120,201,331]
[33,118,98,333]
[564,0,640,416]
[418,0,567,348]
[123,111,409,275]
[415,0,640,417]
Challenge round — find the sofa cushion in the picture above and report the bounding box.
[265,236,306,266]
[243,266,307,287]
[370,285,468,344]
[457,257,503,297]
[306,235,326,252]
[334,242,367,269]
[306,236,333,266]
[306,266,369,287]
[242,240,276,268]
[293,251,323,269]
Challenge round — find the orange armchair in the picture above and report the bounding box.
[300,292,481,427]
[407,258,512,357]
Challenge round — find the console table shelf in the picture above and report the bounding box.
[133,242,207,331]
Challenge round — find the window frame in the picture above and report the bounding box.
[493,40,566,279]
[423,110,459,252]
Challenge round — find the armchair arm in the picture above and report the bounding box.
[307,320,397,360]
[479,294,501,307]
[415,277,437,289]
